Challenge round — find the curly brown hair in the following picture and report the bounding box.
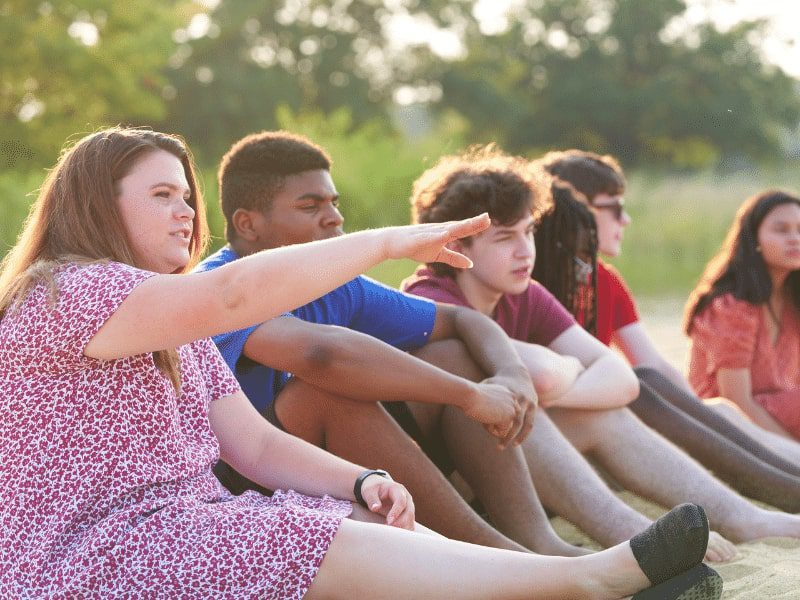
[411,145,552,277]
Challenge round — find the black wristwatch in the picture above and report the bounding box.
[353,469,391,508]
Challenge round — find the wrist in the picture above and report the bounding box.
[353,469,391,507]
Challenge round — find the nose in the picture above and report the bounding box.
[515,235,534,258]
[620,210,632,226]
[323,203,344,228]
[177,197,195,221]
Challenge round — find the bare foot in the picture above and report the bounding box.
[704,531,737,562]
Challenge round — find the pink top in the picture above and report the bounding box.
[402,266,575,346]
[0,261,350,598]
[688,293,800,436]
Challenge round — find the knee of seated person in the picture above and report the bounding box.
[412,339,483,380]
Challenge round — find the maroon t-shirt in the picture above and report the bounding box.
[402,266,576,346]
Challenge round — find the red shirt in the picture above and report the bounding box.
[402,266,575,346]
[594,261,639,346]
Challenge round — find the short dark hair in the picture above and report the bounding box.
[538,149,625,202]
[218,131,331,241]
[411,145,552,276]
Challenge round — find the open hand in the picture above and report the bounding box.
[359,474,415,530]
[383,214,490,268]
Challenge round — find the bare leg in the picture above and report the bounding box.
[548,406,800,542]
[629,377,800,511]
[707,400,800,465]
[306,518,652,600]
[521,411,653,547]
[412,340,588,556]
[635,366,800,476]
[273,378,530,552]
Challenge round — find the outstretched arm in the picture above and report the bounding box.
[85,215,489,360]
[243,318,521,441]
[546,324,640,409]
[613,322,693,394]
[210,390,415,529]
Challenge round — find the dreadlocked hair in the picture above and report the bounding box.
[533,180,599,334]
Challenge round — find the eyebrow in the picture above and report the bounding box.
[293,192,340,202]
[149,182,190,194]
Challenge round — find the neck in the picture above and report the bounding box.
[767,267,791,304]
[453,271,503,316]
[229,238,261,258]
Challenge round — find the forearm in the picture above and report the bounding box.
[217,231,387,331]
[511,339,583,405]
[294,333,475,407]
[233,424,364,501]
[734,393,794,437]
[549,354,639,409]
[452,309,529,382]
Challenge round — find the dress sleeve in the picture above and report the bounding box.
[192,337,243,401]
[690,294,760,372]
[17,261,155,372]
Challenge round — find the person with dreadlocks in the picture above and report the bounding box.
[533,176,800,512]
[539,151,800,469]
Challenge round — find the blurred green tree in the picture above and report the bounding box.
[428,0,800,166]
[0,0,184,171]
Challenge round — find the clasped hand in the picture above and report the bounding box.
[462,375,537,449]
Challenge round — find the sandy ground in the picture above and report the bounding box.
[551,299,800,598]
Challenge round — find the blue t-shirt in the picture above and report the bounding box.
[194,246,438,413]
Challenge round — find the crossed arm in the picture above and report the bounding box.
[243,303,537,446]
[510,324,639,410]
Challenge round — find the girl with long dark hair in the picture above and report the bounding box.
[685,189,800,440]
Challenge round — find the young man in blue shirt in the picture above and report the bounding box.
[195,131,585,556]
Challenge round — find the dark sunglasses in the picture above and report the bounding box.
[592,199,626,222]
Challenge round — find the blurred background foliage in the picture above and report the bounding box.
[3,0,800,298]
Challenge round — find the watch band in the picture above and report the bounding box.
[353,469,391,508]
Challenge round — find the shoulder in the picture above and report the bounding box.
[55,260,153,300]
[692,293,760,335]
[402,267,466,305]
[193,246,238,273]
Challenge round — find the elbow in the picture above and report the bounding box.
[297,328,347,375]
[620,370,640,404]
[531,370,558,396]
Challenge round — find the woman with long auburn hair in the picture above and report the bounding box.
[0,127,719,599]
[685,189,800,441]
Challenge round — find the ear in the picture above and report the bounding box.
[231,208,261,242]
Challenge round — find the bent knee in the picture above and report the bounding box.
[412,339,483,380]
